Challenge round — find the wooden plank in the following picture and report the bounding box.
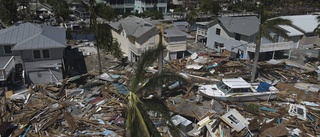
[63,109,78,132]
[5,90,13,98]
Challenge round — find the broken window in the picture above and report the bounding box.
[228,114,240,124]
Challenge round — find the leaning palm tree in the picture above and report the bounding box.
[125,32,187,137]
[251,10,293,82]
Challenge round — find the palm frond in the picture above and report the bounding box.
[137,102,162,137]
[268,26,290,40]
[138,72,189,95]
[130,46,163,92]
[260,26,273,42]
[134,103,151,137]
[142,99,183,137]
[317,15,320,23]
[314,23,320,36]
[266,18,293,27]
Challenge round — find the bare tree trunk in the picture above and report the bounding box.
[157,44,163,97]
[251,14,262,83]
[97,39,102,74]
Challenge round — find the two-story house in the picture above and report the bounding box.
[110,16,159,62]
[106,0,167,14]
[206,16,297,60]
[0,22,66,86]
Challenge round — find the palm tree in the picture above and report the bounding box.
[89,0,102,74]
[125,32,187,137]
[186,9,197,26]
[251,10,293,82]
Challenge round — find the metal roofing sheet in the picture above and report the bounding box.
[222,77,251,88]
[0,22,66,50]
[219,16,259,36]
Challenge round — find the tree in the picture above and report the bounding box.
[186,9,197,25]
[0,0,18,25]
[96,24,123,59]
[95,3,115,21]
[89,0,101,74]
[250,9,293,82]
[199,0,221,15]
[50,0,71,22]
[125,33,187,136]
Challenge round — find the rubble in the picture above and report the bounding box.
[2,48,320,136]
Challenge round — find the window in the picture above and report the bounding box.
[216,28,221,35]
[228,114,240,124]
[33,50,41,59]
[42,49,50,58]
[235,33,241,41]
[4,45,12,54]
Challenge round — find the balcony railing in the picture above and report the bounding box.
[196,27,208,37]
[129,43,143,55]
[0,56,15,81]
[247,41,294,52]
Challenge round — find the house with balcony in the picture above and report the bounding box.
[163,26,190,60]
[206,16,298,60]
[279,14,320,48]
[0,22,66,87]
[106,0,167,14]
[110,16,159,62]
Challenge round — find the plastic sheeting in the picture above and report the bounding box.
[257,82,272,92]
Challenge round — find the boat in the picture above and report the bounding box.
[198,77,279,101]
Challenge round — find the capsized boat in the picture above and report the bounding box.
[198,77,279,101]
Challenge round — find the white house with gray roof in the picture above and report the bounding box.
[0,22,66,85]
[110,16,160,62]
[206,16,297,60]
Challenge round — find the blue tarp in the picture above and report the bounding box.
[257,82,272,92]
[112,82,129,95]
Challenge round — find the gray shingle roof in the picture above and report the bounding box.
[110,16,157,38]
[164,26,190,37]
[0,22,66,50]
[219,16,259,36]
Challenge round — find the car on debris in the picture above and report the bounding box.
[198,77,279,101]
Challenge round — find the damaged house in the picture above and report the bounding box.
[0,22,66,87]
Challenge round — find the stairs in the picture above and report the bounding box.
[14,63,23,81]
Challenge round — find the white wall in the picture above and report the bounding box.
[111,29,130,56]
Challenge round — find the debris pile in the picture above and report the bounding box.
[0,73,126,136]
[1,49,320,136]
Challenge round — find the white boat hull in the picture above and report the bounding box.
[200,91,278,102]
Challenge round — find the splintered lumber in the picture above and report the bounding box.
[40,111,61,131]
[63,109,78,132]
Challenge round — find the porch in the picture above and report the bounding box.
[0,56,15,81]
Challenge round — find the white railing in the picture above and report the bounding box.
[0,56,15,81]
[247,41,294,52]
[196,28,208,37]
[129,44,142,55]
